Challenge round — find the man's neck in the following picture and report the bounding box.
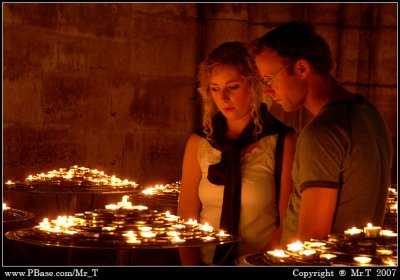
[305,74,354,115]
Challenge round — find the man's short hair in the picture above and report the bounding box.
[249,21,334,75]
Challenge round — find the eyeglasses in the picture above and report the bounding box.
[260,64,289,89]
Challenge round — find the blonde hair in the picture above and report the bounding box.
[197,41,268,140]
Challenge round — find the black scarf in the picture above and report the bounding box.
[195,104,290,265]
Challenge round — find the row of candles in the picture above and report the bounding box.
[30,196,232,246]
[3,200,398,266]
[140,182,180,198]
[3,166,397,216]
[4,166,184,204]
[266,223,397,266]
[386,186,398,214]
[343,224,397,239]
[4,165,139,188]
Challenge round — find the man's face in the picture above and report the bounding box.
[255,48,305,112]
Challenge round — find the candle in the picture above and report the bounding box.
[122,231,137,238]
[354,256,372,265]
[201,236,216,242]
[170,236,186,244]
[380,230,397,239]
[140,231,157,238]
[266,249,289,260]
[138,226,152,232]
[344,227,363,239]
[299,249,317,260]
[319,253,337,262]
[171,224,186,230]
[287,241,304,252]
[166,231,181,237]
[381,257,397,266]
[199,223,214,232]
[364,223,381,238]
[3,203,10,211]
[5,180,15,187]
[105,204,119,210]
[126,237,141,244]
[132,205,148,211]
[304,241,326,248]
[185,218,198,227]
[376,249,393,256]
[215,230,230,240]
[101,226,116,236]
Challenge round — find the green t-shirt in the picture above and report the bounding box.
[281,94,392,245]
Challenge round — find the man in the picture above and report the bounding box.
[249,21,393,245]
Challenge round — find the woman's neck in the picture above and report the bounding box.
[225,112,252,140]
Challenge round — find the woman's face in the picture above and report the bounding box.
[209,65,252,122]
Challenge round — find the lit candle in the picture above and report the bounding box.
[101,226,117,235]
[266,249,289,259]
[354,256,372,265]
[166,231,181,237]
[344,227,363,238]
[199,223,214,232]
[304,241,326,248]
[319,253,337,262]
[381,257,397,266]
[380,230,397,239]
[201,236,216,242]
[364,223,381,238]
[122,231,137,238]
[170,236,186,244]
[140,231,157,238]
[376,249,393,256]
[3,203,10,211]
[5,180,15,187]
[105,204,119,210]
[287,241,304,252]
[126,237,141,244]
[215,230,230,240]
[138,226,152,232]
[171,224,186,230]
[132,205,148,211]
[38,218,51,231]
[299,249,317,260]
[185,218,198,227]
[389,204,397,213]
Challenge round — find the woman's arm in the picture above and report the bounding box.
[177,133,203,265]
[264,131,296,250]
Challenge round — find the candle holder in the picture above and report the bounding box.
[354,256,372,266]
[8,196,240,254]
[265,250,290,264]
[344,227,363,240]
[253,222,398,266]
[298,249,317,261]
[319,253,337,264]
[364,224,381,238]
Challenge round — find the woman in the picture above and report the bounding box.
[177,41,296,265]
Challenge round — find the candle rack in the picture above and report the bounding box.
[3,206,35,224]
[6,198,239,251]
[4,165,142,193]
[235,230,397,266]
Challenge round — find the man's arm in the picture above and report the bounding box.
[297,186,338,241]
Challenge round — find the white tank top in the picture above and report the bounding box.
[197,135,278,264]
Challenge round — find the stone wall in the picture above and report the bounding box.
[3,3,397,186]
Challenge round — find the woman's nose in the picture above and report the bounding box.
[221,88,230,99]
